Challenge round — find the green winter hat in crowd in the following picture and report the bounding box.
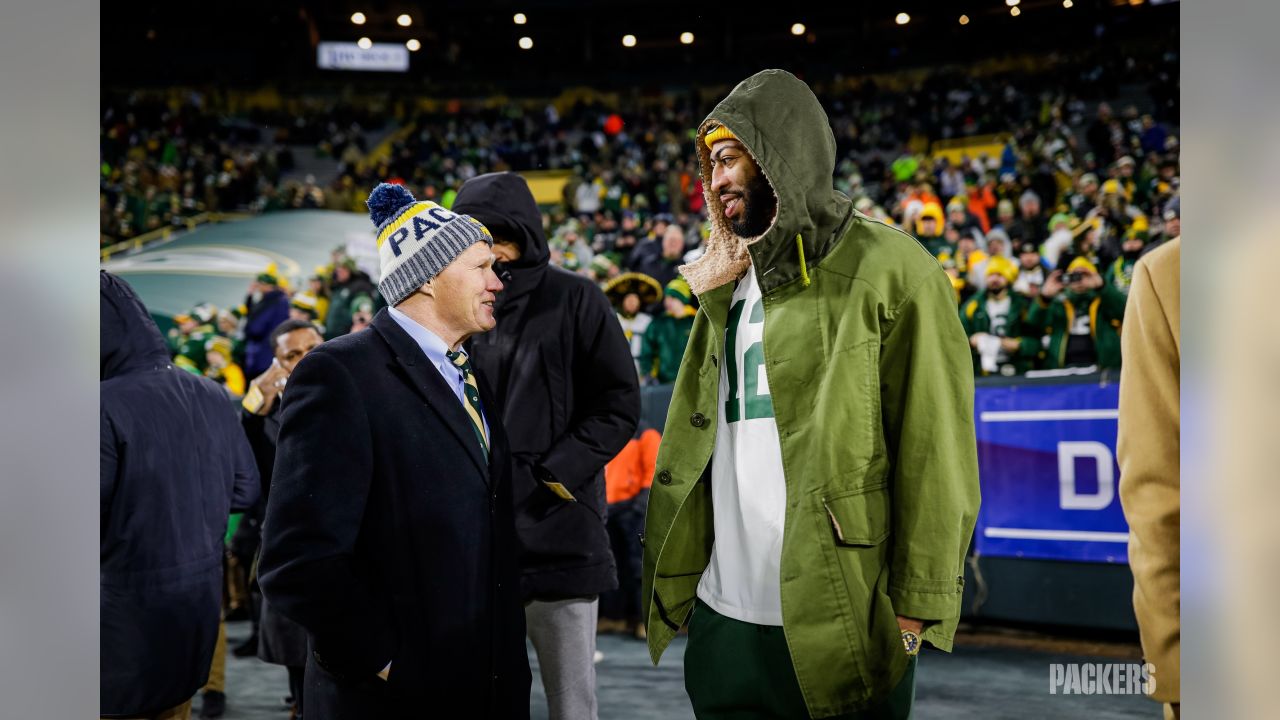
[664,276,693,305]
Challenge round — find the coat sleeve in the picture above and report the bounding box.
[100,408,118,532]
[1117,255,1180,703]
[878,270,981,652]
[226,400,260,513]
[257,349,394,678]
[538,286,641,495]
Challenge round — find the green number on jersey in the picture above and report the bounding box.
[723,298,774,424]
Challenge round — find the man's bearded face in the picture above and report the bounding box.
[710,139,777,238]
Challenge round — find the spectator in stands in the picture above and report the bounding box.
[961,257,1041,376]
[203,335,245,398]
[171,302,218,375]
[637,277,696,385]
[1054,218,1103,273]
[1017,190,1047,246]
[604,272,662,375]
[1029,258,1127,370]
[101,272,259,720]
[1069,173,1101,216]
[1145,196,1179,256]
[348,294,374,333]
[239,318,324,720]
[915,202,948,257]
[1104,228,1150,296]
[628,224,686,289]
[305,267,331,325]
[947,196,984,242]
[454,172,639,720]
[325,256,376,340]
[242,269,291,377]
[1013,240,1050,300]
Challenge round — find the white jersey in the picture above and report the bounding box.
[696,268,788,626]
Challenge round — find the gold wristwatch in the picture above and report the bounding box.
[901,630,921,656]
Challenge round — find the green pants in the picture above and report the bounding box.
[683,598,916,719]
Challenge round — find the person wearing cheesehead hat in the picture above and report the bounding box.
[642,70,978,720]
[960,256,1041,376]
[604,272,662,371]
[636,276,696,385]
[1029,254,1127,370]
[258,182,531,720]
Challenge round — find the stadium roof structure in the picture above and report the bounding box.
[102,211,376,324]
[105,0,1176,93]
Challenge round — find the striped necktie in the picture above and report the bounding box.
[446,349,489,459]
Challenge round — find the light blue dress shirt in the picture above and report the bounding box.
[387,306,489,437]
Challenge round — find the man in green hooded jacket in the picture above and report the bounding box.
[641,69,980,719]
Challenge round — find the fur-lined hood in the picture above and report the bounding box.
[680,69,852,296]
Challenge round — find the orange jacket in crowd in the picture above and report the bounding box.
[604,429,661,505]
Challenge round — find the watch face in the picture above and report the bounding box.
[901,630,921,656]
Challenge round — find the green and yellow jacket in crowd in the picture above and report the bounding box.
[1026,284,1127,369]
[637,312,695,384]
[641,69,980,718]
[959,290,1042,375]
[172,323,216,375]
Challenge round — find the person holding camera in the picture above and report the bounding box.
[1028,256,1128,370]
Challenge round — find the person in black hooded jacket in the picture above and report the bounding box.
[454,172,640,720]
[100,271,259,719]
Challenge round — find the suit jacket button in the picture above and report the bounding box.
[690,412,707,428]
[657,470,672,485]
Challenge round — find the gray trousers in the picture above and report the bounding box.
[526,597,599,720]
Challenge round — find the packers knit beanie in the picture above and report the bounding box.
[366,182,493,307]
[703,124,738,149]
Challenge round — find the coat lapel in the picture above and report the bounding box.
[371,310,489,480]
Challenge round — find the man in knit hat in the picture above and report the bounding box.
[960,256,1041,376]
[1029,256,1127,370]
[259,183,531,719]
[637,276,697,385]
[642,70,978,719]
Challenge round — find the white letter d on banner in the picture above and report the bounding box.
[1058,441,1114,510]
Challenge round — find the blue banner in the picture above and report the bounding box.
[974,378,1129,564]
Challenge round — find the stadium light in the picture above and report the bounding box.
[350,12,366,25]
[1006,0,1020,5]
[518,36,533,50]
[514,13,527,25]
[896,13,910,25]
[357,37,372,49]
[791,23,806,36]
[406,38,421,51]
[1064,0,1074,6]
[680,32,694,45]
[960,14,970,25]
[622,34,637,48]
[1011,6,1022,16]
[397,14,412,27]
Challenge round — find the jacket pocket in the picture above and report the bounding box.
[822,483,890,547]
[816,339,884,475]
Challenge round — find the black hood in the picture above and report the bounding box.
[453,172,550,271]
[101,271,171,381]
